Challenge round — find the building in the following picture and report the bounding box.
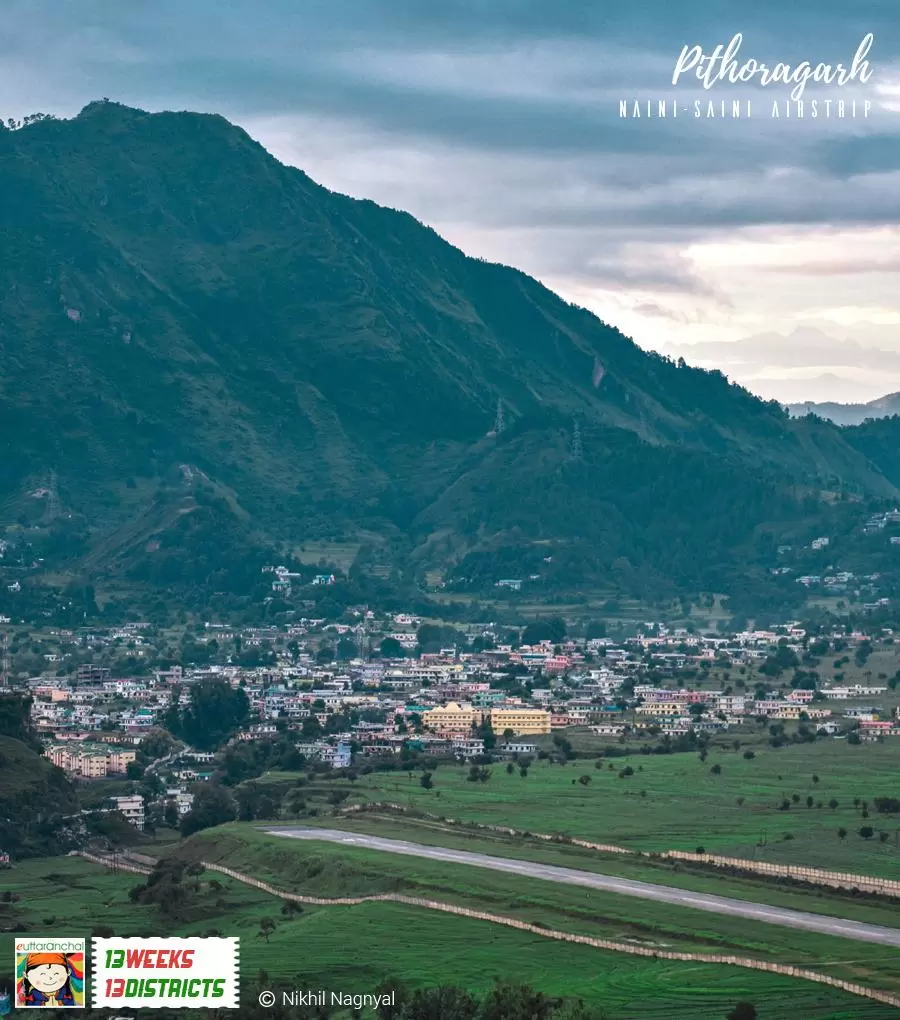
[165,789,195,816]
[451,736,484,759]
[322,742,352,769]
[112,795,145,831]
[489,707,551,736]
[45,743,136,778]
[422,702,477,734]
[503,740,538,754]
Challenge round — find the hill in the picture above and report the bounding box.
[3,101,900,610]
[0,735,79,858]
[789,393,900,426]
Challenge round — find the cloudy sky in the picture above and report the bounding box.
[3,0,900,402]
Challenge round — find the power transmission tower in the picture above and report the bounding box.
[494,398,505,435]
[571,419,583,460]
[1,630,9,687]
[47,470,59,522]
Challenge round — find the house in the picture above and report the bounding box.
[451,737,484,759]
[321,742,352,769]
[165,789,195,816]
[112,795,145,831]
[503,740,538,754]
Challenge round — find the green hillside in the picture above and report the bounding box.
[2,101,900,607]
[0,735,79,858]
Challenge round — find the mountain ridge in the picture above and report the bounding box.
[788,392,900,427]
[2,101,900,609]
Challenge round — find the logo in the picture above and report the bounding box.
[92,938,239,1009]
[15,937,86,1009]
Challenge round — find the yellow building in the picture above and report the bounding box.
[108,748,138,772]
[422,702,477,734]
[79,753,110,778]
[635,701,683,717]
[489,707,551,735]
[773,703,802,720]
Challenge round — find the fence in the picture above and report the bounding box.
[661,851,900,896]
[346,803,900,895]
[76,850,900,1011]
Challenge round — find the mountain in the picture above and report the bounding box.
[2,101,900,612]
[788,393,900,427]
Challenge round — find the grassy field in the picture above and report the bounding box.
[1,845,897,1019]
[176,828,900,991]
[295,811,900,930]
[287,740,900,877]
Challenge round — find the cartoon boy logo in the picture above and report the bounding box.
[16,950,84,1008]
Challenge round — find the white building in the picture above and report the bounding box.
[112,795,145,831]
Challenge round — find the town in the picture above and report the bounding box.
[8,604,900,835]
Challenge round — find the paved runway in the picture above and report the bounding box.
[261,825,900,947]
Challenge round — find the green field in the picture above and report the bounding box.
[293,811,900,931]
[306,741,900,877]
[1,846,896,1019]
[180,828,900,993]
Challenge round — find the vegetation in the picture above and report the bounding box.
[0,695,79,858]
[306,741,900,877]
[0,849,894,1018]
[2,103,900,614]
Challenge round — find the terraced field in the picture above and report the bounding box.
[3,844,893,1018]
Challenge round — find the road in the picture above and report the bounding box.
[261,826,900,948]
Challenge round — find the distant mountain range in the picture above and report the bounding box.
[788,393,900,427]
[2,101,900,612]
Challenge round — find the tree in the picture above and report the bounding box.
[838,827,847,839]
[258,917,276,942]
[419,772,434,790]
[164,800,180,828]
[710,764,722,775]
[828,798,839,811]
[171,680,249,751]
[336,637,358,661]
[578,774,591,786]
[860,826,875,839]
[180,784,237,836]
[726,1004,757,1020]
[742,750,755,760]
[380,637,405,658]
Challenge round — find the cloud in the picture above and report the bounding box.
[1,0,899,401]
